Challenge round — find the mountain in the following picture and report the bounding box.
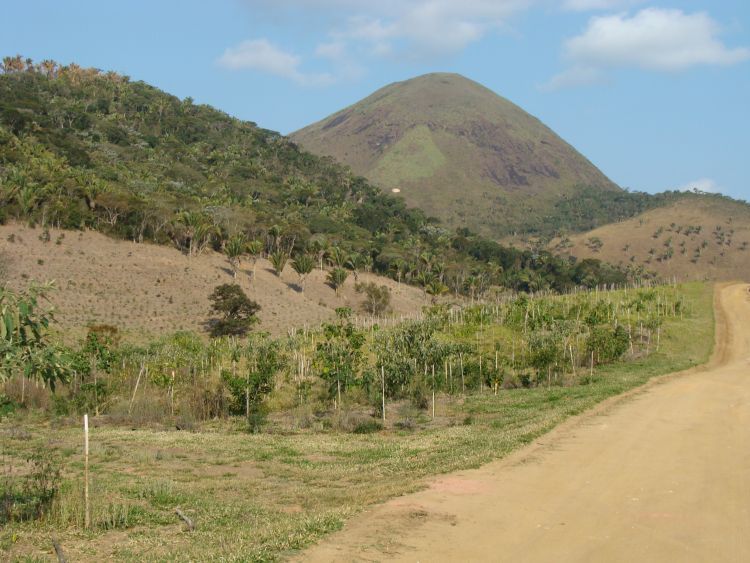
[0,57,628,300]
[292,73,621,238]
[548,193,750,282]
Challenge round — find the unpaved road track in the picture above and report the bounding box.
[300,284,750,562]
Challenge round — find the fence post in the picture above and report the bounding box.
[381,365,386,424]
[84,414,90,530]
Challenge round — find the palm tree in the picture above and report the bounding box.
[268,224,283,253]
[270,250,289,277]
[291,254,315,292]
[327,267,349,296]
[345,252,365,282]
[307,237,328,271]
[224,234,246,278]
[246,240,263,280]
[425,279,448,304]
[178,211,210,256]
[192,222,218,257]
[389,259,408,285]
[326,246,348,268]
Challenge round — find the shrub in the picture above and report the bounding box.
[586,325,630,364]
[352,419,382,434]
[1,450,62,524]
[355,282,391,315]
[207,284,260,337]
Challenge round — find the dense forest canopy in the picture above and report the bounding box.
[0,55,632,293]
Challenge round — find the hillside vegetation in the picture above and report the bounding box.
[550,194,750,282]
[0,281,714,561]
[0,223,433,342]
[292,73,655,237]
[0,57,627,295]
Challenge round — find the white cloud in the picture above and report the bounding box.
[315,41,346,61]
[225,1,536,85]
[562,0,643,11]
[217,39,333,85]
[314,41,366,80]
[676,178,722,194]
[246,1,532,59]
[541,65,602,90]
[565,9,750,72]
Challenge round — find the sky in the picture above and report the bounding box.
[2,1,749,200]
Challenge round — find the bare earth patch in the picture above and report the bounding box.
[0,223,431,342]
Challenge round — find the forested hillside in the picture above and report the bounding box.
[0,56,626,293]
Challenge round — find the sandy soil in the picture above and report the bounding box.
[298,283,750,562]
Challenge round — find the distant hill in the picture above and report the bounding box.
[0,56,629,298]
[0,223,432,342]
[292,73,622,237]
[548,194,750,282]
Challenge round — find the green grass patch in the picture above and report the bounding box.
[0,283,714,562]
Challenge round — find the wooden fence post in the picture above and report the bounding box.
[84,414,90,530]
[381,365,386,425]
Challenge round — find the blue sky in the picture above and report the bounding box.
[2,0,749,200]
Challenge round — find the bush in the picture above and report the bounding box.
[1,450,62,524]
[207,284,261,337]
[587,325,629,364]
[352,419,382,434]
[355,282,391,315]
[409,377,429,410]
[0,394,17,418]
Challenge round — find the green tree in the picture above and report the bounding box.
[586,325,629,364]
[291,254,314,292]
[0,284,69,390]
[314,309,365,407]
[246,240,263,280]
[269,250,289,277]
[222,334,280,432]
[327,267,349,296]
[355,282,391,315]
[528,332,562,386]
[207,284,260,337]
[224,234,246,278]
[243,336,280,432]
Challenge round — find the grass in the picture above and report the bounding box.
[0,282,714,562]
[548,196,750,282]
[371,124,446,186]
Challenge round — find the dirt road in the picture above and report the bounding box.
[299,284,750,562]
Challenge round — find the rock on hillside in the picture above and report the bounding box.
[292,73,619,237]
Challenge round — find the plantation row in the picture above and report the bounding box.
[1,282,687,431]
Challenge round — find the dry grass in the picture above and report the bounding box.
[542,197,750,282]
[0,223,431,343]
